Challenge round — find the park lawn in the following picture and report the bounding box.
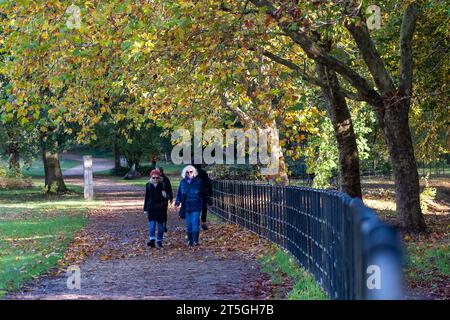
[21,159,81,178]
[402,225,449,299]
[75,149,114,159]
[362,176,449,299]
[111,174,182,189]
[137,162,184,175]
[0,183,102,297]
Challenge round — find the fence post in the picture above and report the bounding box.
[365,226,403,300]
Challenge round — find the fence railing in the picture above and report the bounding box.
[209,180,404,300]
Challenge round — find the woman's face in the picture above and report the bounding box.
[151,175,160,182]
[186,169,194,178]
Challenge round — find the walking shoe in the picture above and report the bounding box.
[193,231,200,246]
[186,232,194,246]
[156,241,163,249]
[164,226,168,233]
[147,239,155,248]
[201,223,208,231]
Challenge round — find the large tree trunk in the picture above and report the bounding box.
[316,63,362,198]
[42,141,67,193]
[124,162,141,180]
[278,155,289,186]
[113,133,121,175]
[6,126,20,174]
[220,91,289,185]
[378,99,426,231]
[251,0,426,231]
[7,142,20,173]
[123,151,141,180]
[265,120,289,186]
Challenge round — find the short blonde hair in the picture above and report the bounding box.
[181,165,198,178]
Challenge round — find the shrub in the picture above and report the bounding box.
[0,177,33,189]
[207,164,259,180]
[137,164,156,176]
[420,176,437,214]
[0,165,6,178]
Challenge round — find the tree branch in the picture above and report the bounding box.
[345,16,395,93]
[399,3,418,97]
[219,90,255,126]
[249,0,381,106]
[259,49,321,86]
[261,49,365,101]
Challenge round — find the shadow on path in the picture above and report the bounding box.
[5,177,273,300]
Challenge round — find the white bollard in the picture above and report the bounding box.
[83,155,94,200]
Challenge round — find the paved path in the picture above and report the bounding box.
[61,154,115,177]
[6,177,273,300]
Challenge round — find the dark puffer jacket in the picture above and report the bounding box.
[144,182,168,222]
[175,177,212,213]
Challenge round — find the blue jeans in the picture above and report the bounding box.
[149,221,164,241]
[185,211,200,233]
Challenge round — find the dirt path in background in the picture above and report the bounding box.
[5,177,273,300]
[61,154,115,177]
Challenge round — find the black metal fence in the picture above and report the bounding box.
[209,180,404,300]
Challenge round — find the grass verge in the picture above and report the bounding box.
[208,211,326,300]
[403,239,449,299]
[0,184,102,298]
[258,245,327,300]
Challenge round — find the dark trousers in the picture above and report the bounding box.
[201,204,208,223]
[162,203,169,228]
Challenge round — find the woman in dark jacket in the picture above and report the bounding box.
[175,165,212,246]
[144,169,168,248]
[157,167,173,233]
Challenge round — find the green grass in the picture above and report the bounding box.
[0,183,102,297]
[405,243,449,281]
[111,174,182,188]
[75,149,114,159]
[156,163,185,175]
[94,162,184,180]
[20,159,81,178]
[259,246,327,300]
[93,169,115,176]
[207,211,224,224]
[208,211,326,300]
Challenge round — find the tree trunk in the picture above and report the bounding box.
[378,99,426,231]
[6,126,20,174]
[316,63,362,198]
[266,120,289,186]
[7,142,20,174]
[113,133,121,175]
[124,163,141,180]
[42,142,67,193]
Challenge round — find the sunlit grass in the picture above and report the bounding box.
[0,213,86,297]
[405,243,450,280]
[20,159,81,178]
[259,245,327,300]
[0,184,102,297]
[112,175,182,189]
[208,211,327,300]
